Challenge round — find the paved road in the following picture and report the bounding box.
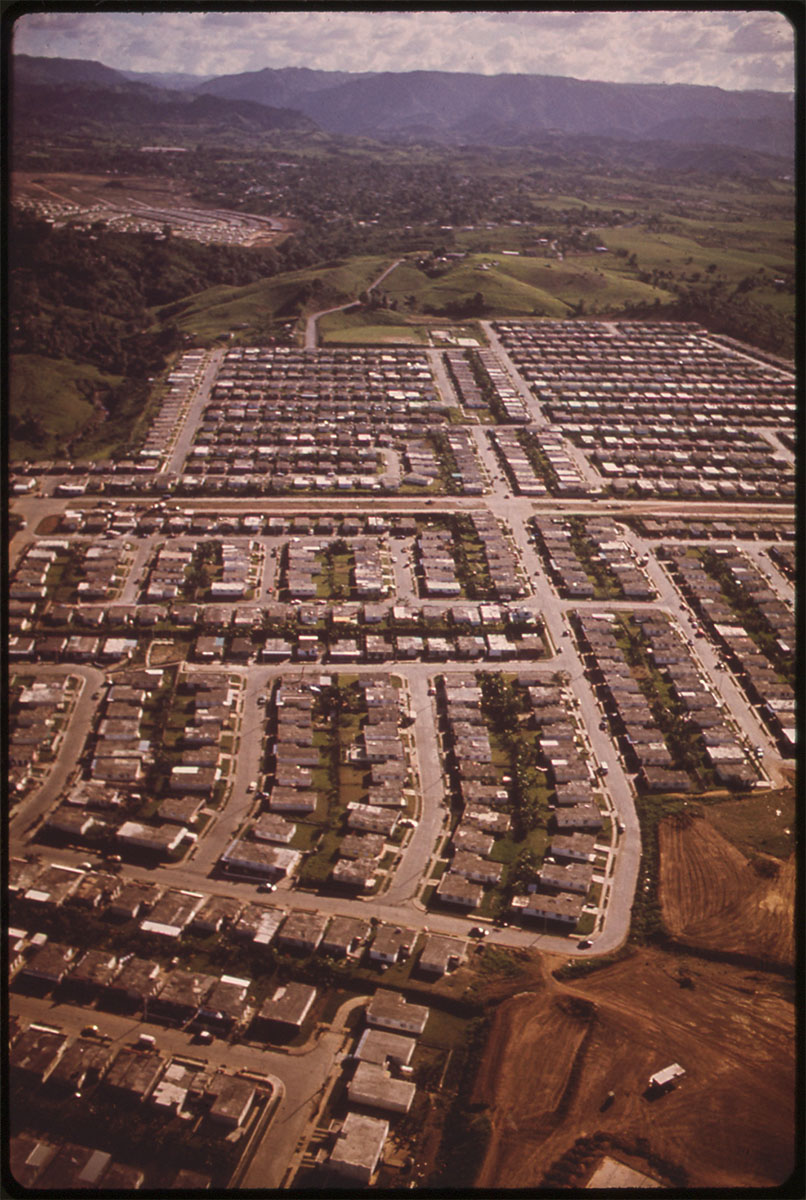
[9,663,104,842]
[164,349,224,476]
[304,259,402,349]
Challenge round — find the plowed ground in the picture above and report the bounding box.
[472,950,795,1191]
[658,811,795,967]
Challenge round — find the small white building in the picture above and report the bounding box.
[329,1112,389,1184]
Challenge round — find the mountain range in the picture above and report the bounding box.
[12,54,794,162]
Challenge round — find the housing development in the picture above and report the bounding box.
[7,311,796,1190]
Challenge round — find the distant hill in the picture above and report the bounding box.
[198,65,794,159]
[12,52,127,87]
[120,69,214,90]
[11,75,317,143]
[12,55,794,164]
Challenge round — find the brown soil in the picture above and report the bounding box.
[659,810,795,969]
[471,949,796,1190]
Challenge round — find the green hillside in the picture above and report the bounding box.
[160,257,393,341]
[9,355,122,459]
[375,253,672,319]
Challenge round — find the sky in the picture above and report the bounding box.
[11,7,796,93]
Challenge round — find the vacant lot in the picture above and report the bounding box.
[659,810,795,969]
[471,949,795,1190]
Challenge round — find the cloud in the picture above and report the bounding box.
[729,13,794,53]
[10,8,795,92]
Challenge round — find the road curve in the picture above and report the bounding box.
[304,258,403,349]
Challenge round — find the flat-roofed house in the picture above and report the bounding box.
[62,949,119,1001]
[347,1060,416,1114]
[46,1038,113,1095]
[9,1134,58,1188]
[354,1028,416,1067]
[104,956,164,1011]
[150,969,217,1024]
[366,989,429,1036]
[18,942,76,988]
[329,1112,389,1185]
[10,1028,69,1084]
[417,934,467,976]
[205,1074,256,1128]
[510,891,583,926]
[197,975,251,1031]
[436,871,483,909]
[103,1047,164,1104]
[276,910,328,953]
[252,982,317,1038]
[320,915,371,958]
[367,925,417,965]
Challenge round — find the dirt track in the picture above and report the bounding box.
[659,811,795,968]
[472,950,795,1190]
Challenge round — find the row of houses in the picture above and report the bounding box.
[10,888,462,1007]
[139,349,209,467]
[284,535,388,600]
[337,676,413,886]
[444,348,485,410]
[663,548,795,755]
[328,990,436,1183]
[476,347,530,422]
[533,515,655,601]
[494,320,794,500]
[632,516,795,543]
[579,517,656,599]
[39,669,229,851]
[532,516,598,599]
[468,511,528,599]
[525,681,605,837]
[10,1021,268,1132]
[442,427,487,493]
[528,428,590,496]
[490,427,548,496]
[403,437,441,486]
[261,678,324,826]
[437,678,508,911]
[10,538,125,607]
[8,675,77,789]
[417,527,461,597]
[576,610,761,790]
[10,612,547,669]
[183,345,446,491]
[10,1129,147,1191]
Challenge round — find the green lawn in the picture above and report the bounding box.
[319,310,429,344]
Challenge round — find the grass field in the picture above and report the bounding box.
[161,256,393,341]
[9,354,122,458]
[319,308,429,344]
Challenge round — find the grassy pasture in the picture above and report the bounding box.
[9,354,122,458]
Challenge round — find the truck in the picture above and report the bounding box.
[647,1062,685,1094]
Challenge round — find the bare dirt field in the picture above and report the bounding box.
[13,170,192,208]
[471,949,796,1190]
[658,810,795,969]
